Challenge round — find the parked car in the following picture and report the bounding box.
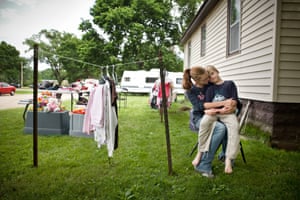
[10,83,21,88]
[39,80,54,90]
[0,82,16,96]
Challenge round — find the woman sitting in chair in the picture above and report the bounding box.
[191,65,240,174]
[183,66,237,177]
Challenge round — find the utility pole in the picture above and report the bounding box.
[20,61,23,88]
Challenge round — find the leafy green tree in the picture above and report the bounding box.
[24,29,84,84]
[39,68,56,80]
[173,0,203,33]
[0,41,27,84]
[24,28,111,83]
[22,67,33,87]
[88,0,183,75]
[57,32,92,82]
[78,20,112,80]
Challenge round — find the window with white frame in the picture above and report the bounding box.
[228,0,241,54]
[201,24,206,57]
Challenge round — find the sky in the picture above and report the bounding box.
[0,0,94,69]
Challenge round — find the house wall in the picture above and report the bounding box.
[182,0,300,150]
[183,0,276,102]
[276,0,300,103]
[183,0,300,103]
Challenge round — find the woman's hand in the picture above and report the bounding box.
[221,99,237,114]
[205,108,218,115]
[224,98,235,107]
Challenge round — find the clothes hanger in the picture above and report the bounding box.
[106,65,110,78]
[99,67,106,84]
[112,65,118,84]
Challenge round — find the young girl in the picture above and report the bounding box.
[192,65,240,174]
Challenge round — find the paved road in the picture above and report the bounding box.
[0,93,73,110]
[0,94,33,110]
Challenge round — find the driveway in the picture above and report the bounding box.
[0,94,33,110]
[0,93,73,110]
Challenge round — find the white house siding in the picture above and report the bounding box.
[184,29,201,68]
[183,0,277,102]
[184,1,228,68]
[277,0,300,103]
[196,2,228,65]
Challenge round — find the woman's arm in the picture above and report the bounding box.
[204,99,237,115]
[204,98,236,109]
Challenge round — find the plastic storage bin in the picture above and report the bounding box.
[69,113,93,138]
[23,111,70,135]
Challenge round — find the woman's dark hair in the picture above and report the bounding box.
[182,68,192,90]
[182,66,206,90]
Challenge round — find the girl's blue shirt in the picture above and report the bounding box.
[185,84,211,124]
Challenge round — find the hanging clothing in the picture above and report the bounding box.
[83,79,118,157]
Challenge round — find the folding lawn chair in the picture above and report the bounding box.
[188,100,250,164]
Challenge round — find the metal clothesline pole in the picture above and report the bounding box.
[159,51,173,176]
[33,44,39,167]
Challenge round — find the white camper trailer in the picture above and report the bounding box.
[120,69,184,94]
[120,69,160,93]
[168,72,184,95]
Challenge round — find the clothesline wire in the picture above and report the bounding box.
[39,48,160,70]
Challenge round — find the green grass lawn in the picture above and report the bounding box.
[0,95,299,200]
[15,88,33,94]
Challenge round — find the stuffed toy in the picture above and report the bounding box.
[45,98,61,112]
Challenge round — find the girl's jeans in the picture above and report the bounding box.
[195,120,227,173]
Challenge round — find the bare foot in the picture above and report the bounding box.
[225,158,233,174]
[192,152,202,167]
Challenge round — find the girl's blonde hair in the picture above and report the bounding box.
[206,65,219,73]
[182,66,206,90]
